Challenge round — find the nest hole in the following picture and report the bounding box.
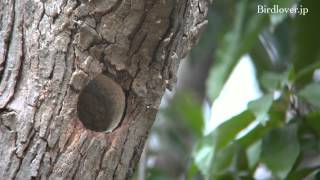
[77,74,125,132]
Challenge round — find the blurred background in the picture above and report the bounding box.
[134,0,320,179]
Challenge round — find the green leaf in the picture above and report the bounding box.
[211,144,237,178]
[260,68,296,92]
[235,145,250,172]
[237,124,270,148]
[206,0,269,102]
[246,140,262,169]
[287,168,320,180]
[292,0,320,87]
[295,62,320,84]
[237,101,286,148]
[248,94,274,125]
[193,111,255,179]
[261,124,300,179]
[260,72,285,91]
[237,103,287,162]
[305,111,320,136]
[186,161,200,180]
[193,133,215,179]
[298,83,320,108]
[213,111,256,151]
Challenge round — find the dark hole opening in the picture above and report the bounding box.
[77,74,125,132]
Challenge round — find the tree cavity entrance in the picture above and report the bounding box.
[77,74,125,132]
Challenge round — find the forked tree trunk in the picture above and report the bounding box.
[0,0,208,179]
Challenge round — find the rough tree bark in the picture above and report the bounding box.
[0,0,208,179]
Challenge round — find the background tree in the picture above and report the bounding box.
[0,0,208,179]
[140,0,320,179]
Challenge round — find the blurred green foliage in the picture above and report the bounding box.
[139,0,320,179]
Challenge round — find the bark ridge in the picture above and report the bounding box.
[0,0,208,179]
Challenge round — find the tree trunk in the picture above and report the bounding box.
[0,0,208,179]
